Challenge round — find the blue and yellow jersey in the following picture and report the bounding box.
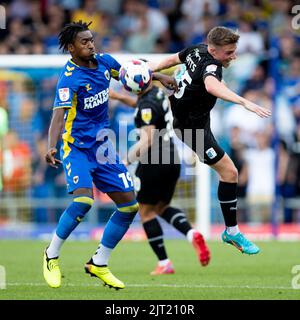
[53,53,120,148]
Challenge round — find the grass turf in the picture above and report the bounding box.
[0,239,299,300]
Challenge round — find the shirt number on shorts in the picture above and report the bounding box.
[118,172,134,189]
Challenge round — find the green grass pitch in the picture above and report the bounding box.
[0,239,299,300]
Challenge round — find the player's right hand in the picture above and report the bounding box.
[244,101,272,118]
[45,147,62,168]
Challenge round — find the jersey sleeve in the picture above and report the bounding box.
[178,45,196,62]
[202,60,223,82]
[99,53,121,80]
[138,103,160,127]
[53,74,76,109]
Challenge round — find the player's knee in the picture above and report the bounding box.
[117,200,139,214]
[225,166,238,182]
[66,196,94,221]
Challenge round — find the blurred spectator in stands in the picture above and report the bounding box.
[136,0,169,39]
[60,0,80,11]
[97,0,122,16]
[225,89,272,146]
[283,56,300,123]
[269,0,293,36]
[125,13,157,53]
[180,0,219,25]
[7,79,42,154]
[282,123,300,222]
[236,19,265,55]
[0,103,8,193]
[101,34,124,53]
[116,0,140,38]
[278,34,299,81]
[244,130,275,222]
[10,0,33,20]
[2,130,31,196]
[276,139,294,223]
[220,0,240,29]
[43,4,67,54]
[72,0,104,34]
[242,63,266,92]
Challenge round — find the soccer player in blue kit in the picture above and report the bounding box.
[43,21,176,290]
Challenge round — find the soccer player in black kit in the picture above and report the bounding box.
[110,85,210,275]
[148,26,271,255]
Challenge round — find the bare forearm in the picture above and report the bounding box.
[109,89,137,108]
[48,110,65,149]
[204,76,272,118]
[148,54,181,72]
[205,77,246,106]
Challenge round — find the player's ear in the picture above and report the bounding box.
[208,44,217,55]
[68,43,75,53]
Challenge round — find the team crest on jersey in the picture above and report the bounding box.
[85,83,92,91]
[141,108,152,124]
[73,176,79,184]
[104,70,110,80]
[58,88,70,102]
[205,64,217,73]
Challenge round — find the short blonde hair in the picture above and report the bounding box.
[207,27,240,46]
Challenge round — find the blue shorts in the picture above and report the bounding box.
[60,139,134,194]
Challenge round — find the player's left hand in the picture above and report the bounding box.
[153,73,178,92]
[244,101,272,118]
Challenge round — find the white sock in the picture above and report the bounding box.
[158,259,170,267]
[226,225,240,236]
[186,229,196,243]
[92,245,113,266]
[46,233,65,258]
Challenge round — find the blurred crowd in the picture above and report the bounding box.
[1,0,300,224]
[0,0,298,55]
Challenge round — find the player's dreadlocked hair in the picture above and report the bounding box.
[58,20,92,52]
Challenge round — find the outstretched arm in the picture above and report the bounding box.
[147,53,181,72]
[109,89,137,108]
[204,76,271,118]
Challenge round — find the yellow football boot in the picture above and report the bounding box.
[85,260,125,290]
[43,250,61,288]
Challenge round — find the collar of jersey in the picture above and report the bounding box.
[69,55,99,70]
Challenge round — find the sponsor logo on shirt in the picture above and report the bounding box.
[84,88,109,109]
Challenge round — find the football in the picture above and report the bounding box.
[119,59,152,94]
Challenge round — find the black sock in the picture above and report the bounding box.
[160,207,192,236]
[143,218,168,261]
[218,181,238,227]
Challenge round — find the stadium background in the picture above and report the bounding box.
[0,0,300,241]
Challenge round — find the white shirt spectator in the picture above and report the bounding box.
[245,146,275,201]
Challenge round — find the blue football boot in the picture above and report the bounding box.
[222,230,260,255]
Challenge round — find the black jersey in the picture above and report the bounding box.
[170,44,223,129]
[134,86,178,164]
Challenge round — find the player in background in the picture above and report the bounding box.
[43,21,176,289]
[110,82,210,275]
[147,26,272,255]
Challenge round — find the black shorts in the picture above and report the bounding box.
[135,163,181,205]
[173,119,225,165]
